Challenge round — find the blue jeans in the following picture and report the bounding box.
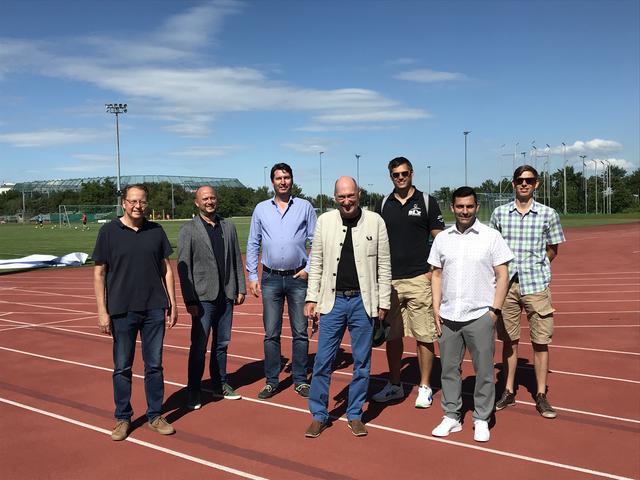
[308,295,374,422]
[187,295,234,391]
[261,272,308,386]
[111,309,166,421]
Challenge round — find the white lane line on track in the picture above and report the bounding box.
[0,316,96,333]
[0,352,634,480]
[552,291,640,295]
[0,398,269,480]
[517,341,639,356]
[554,300,640,304]
[555,311,640,314]
[526,324,640,329]
[554,272,640,276]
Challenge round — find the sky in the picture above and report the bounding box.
[0,0,638,196]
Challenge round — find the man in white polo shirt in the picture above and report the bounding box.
[428,186,513,442]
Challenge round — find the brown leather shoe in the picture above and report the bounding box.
[347,419,368,437]
[305,420,327,438]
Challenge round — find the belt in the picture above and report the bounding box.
[262,265,304,276]
[336,289,360,298]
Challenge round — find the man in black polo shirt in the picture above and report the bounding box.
[93,184,178,441]
[177,186,246,409]
[373,157,445,408]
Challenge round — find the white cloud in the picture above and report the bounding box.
[71,153,112,163]
[394,69,467,83]
[313,109,430,124]
[282,139,330,154]
[584,157,635,171]
[0,1,429,138]
[549,139,623,155]
[168,145,242,157]
[0,129,107,147]
[386,57,419,67]
[53,164,109,173]
[294,124,397,132]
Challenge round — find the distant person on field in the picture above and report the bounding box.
[429,187,512,442]
[372,156,445,408]
[177,186,246,409]
[93,184,178,441]
[246,163,317,399]
[490,165,565,419]
[303,177,391,438]
[37,214,43,228]
[82,212,88,229]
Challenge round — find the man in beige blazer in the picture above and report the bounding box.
[303,176,391,438]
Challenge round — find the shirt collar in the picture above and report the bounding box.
[450,218,481,235]
[508,200,539,215]
[270,195,294,206]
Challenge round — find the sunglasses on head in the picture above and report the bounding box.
[514,177,537,186]
[391,171,411,179]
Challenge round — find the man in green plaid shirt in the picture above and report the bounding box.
[490,165,565,419]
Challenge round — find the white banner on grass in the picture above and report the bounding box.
[0,252,89,270]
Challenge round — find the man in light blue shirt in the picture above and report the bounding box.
[247,163,317,399]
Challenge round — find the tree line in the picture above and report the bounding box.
[1,167,638,219]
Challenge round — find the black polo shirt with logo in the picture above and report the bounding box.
[376,189,445,279]
[92,218,173,316]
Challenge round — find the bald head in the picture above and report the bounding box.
[334,176,360,219]
[194,185,218,218]
[334,176,358,195]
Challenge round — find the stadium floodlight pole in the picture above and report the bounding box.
[545,144,552,206]
[514,142,519,170]
[601,160,610,214]
[594,160,598,214]
[562,142,567,214]
[355,154,361,187]
[579,155,587,213]
[105,103,128,216]
[319,151,324,214]
[367,183,374,209]
[463,131,471,185]
[427,165,432,197]
[263,166,267,188]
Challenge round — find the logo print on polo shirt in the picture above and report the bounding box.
[408,203,422,217]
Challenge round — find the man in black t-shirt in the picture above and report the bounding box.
[373,157,445,408]
[93,184,178,441]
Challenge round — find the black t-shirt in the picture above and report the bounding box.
[199,215,227,289]
[335,209,361,291]
[92,218,173,316]
[376,189,445,279]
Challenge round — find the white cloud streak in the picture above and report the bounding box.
[550,139,623,155]
[0,0,429,138]
[394,68,467,83]
[0,129,108,147]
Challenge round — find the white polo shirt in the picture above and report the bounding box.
[428,219,513,322]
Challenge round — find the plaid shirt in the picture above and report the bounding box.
[490,200,565,295]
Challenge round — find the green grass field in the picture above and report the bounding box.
[0,213,637,261]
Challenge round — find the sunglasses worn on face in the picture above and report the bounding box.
[514,177,536,186]
[392,171,411,179]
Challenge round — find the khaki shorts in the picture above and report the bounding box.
[497,281,555,345]
[387,274,438,343]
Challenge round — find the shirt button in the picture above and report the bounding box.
[336,258,340,261]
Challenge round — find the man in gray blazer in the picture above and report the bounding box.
[178,186,246,409]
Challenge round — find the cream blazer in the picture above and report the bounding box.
[305,209,391,317]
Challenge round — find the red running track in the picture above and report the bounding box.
[0,222,638,479]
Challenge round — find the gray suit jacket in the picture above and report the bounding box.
[177,215,246,305]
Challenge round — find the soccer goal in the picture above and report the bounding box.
[55,205,118,228]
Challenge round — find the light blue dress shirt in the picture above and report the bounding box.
[246,196,317,282]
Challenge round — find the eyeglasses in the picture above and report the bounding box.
[391,171,411,179]
[124,199,148,207]
[514,177,537,186]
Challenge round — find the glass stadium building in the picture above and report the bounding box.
[12,175,245,193]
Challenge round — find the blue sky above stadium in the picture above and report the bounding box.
[0,0,638,196]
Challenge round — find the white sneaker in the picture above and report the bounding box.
[432,416,462,437]
[371,381,404,403]
[473,419,490,442]
[415,385,433,408]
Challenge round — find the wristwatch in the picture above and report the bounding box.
[489,307,502,316]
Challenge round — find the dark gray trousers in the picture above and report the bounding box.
[438,312,495,422]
